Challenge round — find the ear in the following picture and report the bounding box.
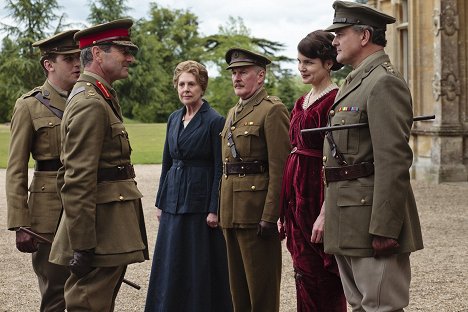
[43,59,54,73]
[91,46,102,62]
[361,29,371,46]
[257,68,265,83]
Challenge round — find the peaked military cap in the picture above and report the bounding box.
[74,18,138,50]
[32,29,80,56]
[325,0,396,31]
[225,48,271,70]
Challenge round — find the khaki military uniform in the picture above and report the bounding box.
[6,80,70,311]
[220,88,291,312]
[322,51,424,311]
[49,71,149,310]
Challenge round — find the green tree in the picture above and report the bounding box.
[87,0,130,24]
[119,4,204,122]
[0,0,63,122]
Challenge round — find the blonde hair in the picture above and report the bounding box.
[173,60,209,92]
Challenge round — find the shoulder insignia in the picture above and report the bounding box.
[67,86,86,103]
[382,61,396,75]
[265,95,283,105]
[96,81,111,99]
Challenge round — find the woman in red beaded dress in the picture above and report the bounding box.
[278,30,347,312]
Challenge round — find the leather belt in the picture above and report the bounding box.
[324,162,374,183]
[35,159,62,171]
[223,161,267,176]
[97,164,135,182]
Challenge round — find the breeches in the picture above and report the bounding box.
[31,240,69,312]
[335,253,411,312]
[64,265,127,312]
[223,228,282,312]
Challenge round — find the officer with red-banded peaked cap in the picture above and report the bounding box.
[74,18,138,50]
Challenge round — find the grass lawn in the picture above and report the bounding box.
[0,123,166,168]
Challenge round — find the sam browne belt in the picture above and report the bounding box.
[97,164,135,182]
[35,159,62,171]
[324,162,374,183]
[223,161,267,176]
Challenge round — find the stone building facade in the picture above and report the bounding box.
[368,0,468,182]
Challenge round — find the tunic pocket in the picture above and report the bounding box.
[337,185,373,249]
[32,117,61,156]
[232,175,268,223]
[110,122,131,158]
[331,111,361,155]
[233,125,260,155]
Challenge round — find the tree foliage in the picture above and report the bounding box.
[0,1,325,123]
[0,0,63,122]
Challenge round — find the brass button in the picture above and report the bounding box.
[360,198,366,204]
[341,119,345,125]
[329,110,335,116]
[231,126,236,130]
[225,158,229,162]
[121,130,126,134]
[251,185,256,191]
[86,82,91,86]
[244,131,249,135]
[48,122,53,126]
[119,195,124,201]
[249,122,254,125]
[227,143,231,147]
[41,186,45,191]
[322,156,327,162]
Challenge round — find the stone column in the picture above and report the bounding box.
[412,0,467,182]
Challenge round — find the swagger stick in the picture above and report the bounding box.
[18,227,141,290]
[301,115,435,134]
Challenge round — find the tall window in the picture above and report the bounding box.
[397,0,409,82]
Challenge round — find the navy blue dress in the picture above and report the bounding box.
[145,100,232,312]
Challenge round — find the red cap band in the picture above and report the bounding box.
[78,28,129,48]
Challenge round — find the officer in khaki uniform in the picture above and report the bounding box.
[321,2,424,311]
[48,19,148,311]
[219,48,291,312]
[6,30,80,312]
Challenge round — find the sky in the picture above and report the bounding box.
[1,0,337,71]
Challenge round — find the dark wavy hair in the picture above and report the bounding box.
[297,30,343,71]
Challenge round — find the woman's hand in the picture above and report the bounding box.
[206,213,218,228]
[310,203,325,243]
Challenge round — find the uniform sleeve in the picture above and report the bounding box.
[367,74,414,239]
[60,98,107,250]
[262,103,291,222]
[6,99,34,230]
[208,114,226,214]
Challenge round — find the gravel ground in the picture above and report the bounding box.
[1,164,467,311]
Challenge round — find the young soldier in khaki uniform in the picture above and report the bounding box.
[49,19,149,311]
[6,30,80,312]
[219,48,291,312]
[320,2,424,311]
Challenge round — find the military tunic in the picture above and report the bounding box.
[323,51,424,257]
[49,71,149,267]
[6,80,70,312]
[219,87,290,312]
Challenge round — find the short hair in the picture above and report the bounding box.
[173,60,209,93]
[352,25,387,47]
[39,54,59,77]
[297,30,343,71]
[80,44,112,67]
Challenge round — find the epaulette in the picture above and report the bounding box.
[265,95,283,105]
[22,87,42,99]
[382,61,396,75]
[66,86,86,104]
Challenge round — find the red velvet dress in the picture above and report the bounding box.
[280,89,346,312]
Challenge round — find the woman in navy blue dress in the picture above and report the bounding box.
[145,61,232,311]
